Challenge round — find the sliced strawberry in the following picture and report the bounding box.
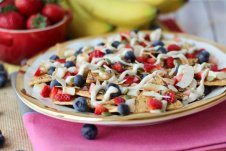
[124,76,140,85]
[166,57,174,68]
[144,34,150,41]
[164,91,176,103]
[63,71,72,79]
[146,57,156,64]
[89,50,105,62]
[144,64,155,72]
[147,98,162,110]
[219,68,226,72]
[56,59,66,63]
[111,62,124,73]
[40,85,51,98]
[50,87,59,99]
[94,104,108,115]
[34,67,42,76]
[54,93,72,102]
[194,49,204,57]
[185,53,196,59]
[167,44,181,52]
[210,64,218,72]
[114,97,125,105]
[125,44,132,49]
[195,72,202,80]
[139,42,147,47]
[136,56,148,63]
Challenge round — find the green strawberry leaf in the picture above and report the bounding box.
[32,14,48,29]
[0,4,17,13]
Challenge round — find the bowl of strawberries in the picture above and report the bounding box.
[0,0,71,64]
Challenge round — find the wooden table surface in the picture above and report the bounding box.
[174,0,226,45]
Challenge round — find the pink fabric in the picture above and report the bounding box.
[23,101,226,151]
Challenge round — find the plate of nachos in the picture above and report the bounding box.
[15,29,226,126]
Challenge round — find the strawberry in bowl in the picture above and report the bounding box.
[0,1,71,64]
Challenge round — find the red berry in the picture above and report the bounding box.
[94,104,108,115]
[144,34,150,41]
[0,0,14,7]
[164,91,176,103]
[15,0,43,16]
[54,93,72,102]
[167,44,181,51]
[194,49,204,57]
[63,71,72,79]
[50,87,59,99]
[114,97,125,105]
[166,57,174,68]
[185,53,196,59]
[125,44,132,49]
[210,64,218,71]
[136,56,148,63]
[144,63,155,72]
[195,72,202,80]
[146,58,156,64]
[0,11,25,29]
[89,50,105,62]
[124,76,140,85]
[40,85,51,98]
[56,59,66,63]
[42,4,65,23]
[34,67,42,76]
[111,62,124,73]
[147,98,162,110]
[219,68,226,72]
[139,42,147,47]
[26,14,50,29]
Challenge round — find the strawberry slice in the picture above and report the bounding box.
[136,56,148,63]
[185,53,196,59]
[147,98,162,110]
[114,97,125,105]
[144,34,150,41]
[63,71,72,79]
[139,42,147,47]
[111,62,124,73]
[125,44,132,49]
[146,58,156,64]
[210,64,218,72]
[195,72,202,80]
[94,104,108,115]
[166,57,174,68]
[144,64,155,72]
[167,44,181,52]
[34,67,42,76]
[40,85,51,98]
[219,68,226,72]
[54,93,72,102]
[164,91,176,103]
[50,87,59,99]
[124,76,140,85]
[89,50,105,62]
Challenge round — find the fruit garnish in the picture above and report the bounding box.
[26,13,50,29]
[123,76,140,85]
[73,97,89,112]
[15,0,43,16]
[210,64,218,72]
[144,63,155,72]
[164,91,176,103]
[42,4,65,23]
[167,44,181,51]
[49,87,59,99]
[54,93,72,102]
[147,98,162,110]
[40,85,51,98]
[114,97,125,105]
[89,50,105,62]
[166,57,174,68]
[195,72,202,80]
[94,104,108,115]
[117,103,130,116]
[185,53,196,59]
[56,59,66,63]
[111,62,124,73]
[34,67,42,76]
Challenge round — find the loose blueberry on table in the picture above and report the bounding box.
[81,124,98,140]
[0,130,5,148]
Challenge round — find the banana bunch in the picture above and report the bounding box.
[59,0,187,38]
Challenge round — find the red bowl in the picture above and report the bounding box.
[0,15,70,65]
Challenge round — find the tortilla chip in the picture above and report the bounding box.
[204,79,226,86]
[29,74,52,86]
[86,71,112,83]
[166,100,183,111]
[134,94,149,113]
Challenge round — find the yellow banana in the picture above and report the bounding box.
[59,0,114,37]
[76,0,157,27]
[128,0,187,14]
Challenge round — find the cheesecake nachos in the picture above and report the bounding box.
[28,29,226,116]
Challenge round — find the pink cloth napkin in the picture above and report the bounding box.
[23,101,226,151]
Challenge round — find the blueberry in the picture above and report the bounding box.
[47,66,55,75]
[132,29,139,34]
[105,49,113,54]
[50,79,61,88]
[140,74,148,79]
[0,72,7,88]
[111,41,121,48]
[73,97,88,112]
[124,51,136,63]
[49,55,59,61]
[106,83,121,98]
[117,103,130,116]
[74,75,85,87]
[0,64,5,71]
[97,42,105,46]
[157,46,167,54]
[204,86,214,96]
[0,130,5,148]
[64,61,75,68]
[198,50,210,64]
[152,40,164,47]
[81,124,98,140]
